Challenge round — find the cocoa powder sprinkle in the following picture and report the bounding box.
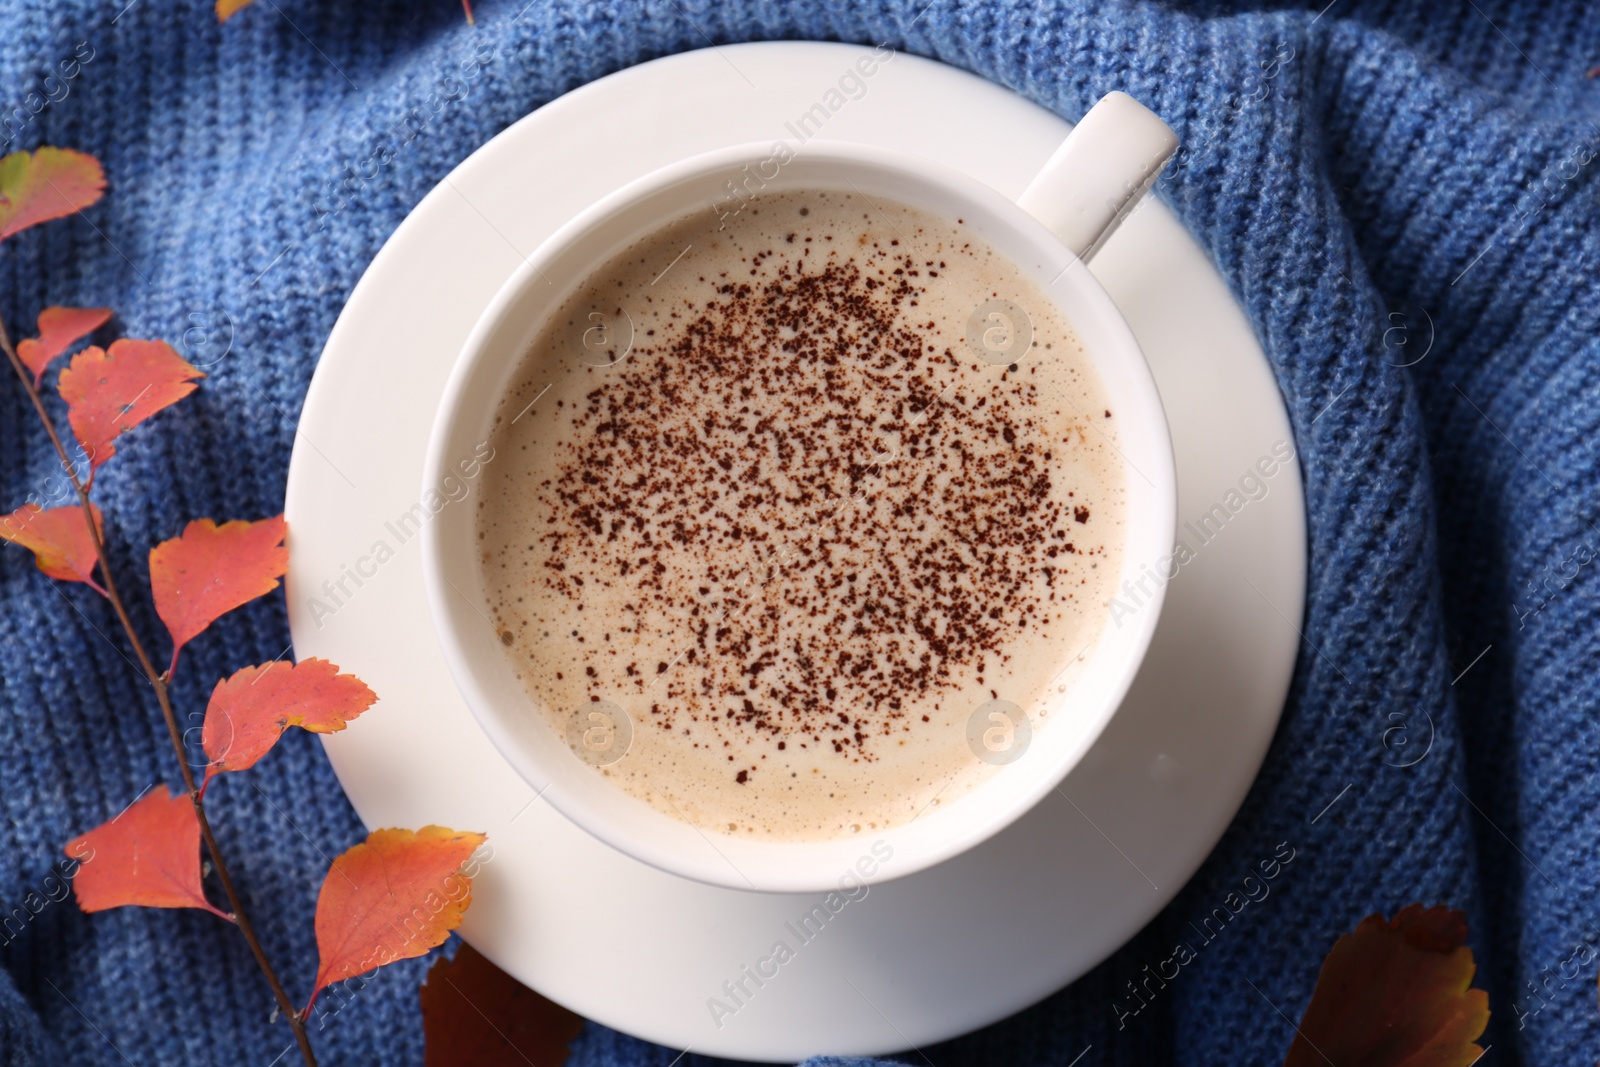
[530,247,1096,762]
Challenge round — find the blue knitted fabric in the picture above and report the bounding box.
[2,0,1598,1064]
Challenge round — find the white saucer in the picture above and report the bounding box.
[284,42,1305,1062]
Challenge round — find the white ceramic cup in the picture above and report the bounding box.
[423,92,1179,894]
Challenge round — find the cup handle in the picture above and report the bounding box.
[1015,91,1179,264]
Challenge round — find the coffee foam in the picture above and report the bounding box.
[477,190,1125,840]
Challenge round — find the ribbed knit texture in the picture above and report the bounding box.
[1,0,1598,1063]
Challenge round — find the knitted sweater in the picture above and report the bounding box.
[1,0,1597,1064]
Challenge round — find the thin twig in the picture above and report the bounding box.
[0,310,318,1067]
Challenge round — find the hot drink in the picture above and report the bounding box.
[476,189,1125,841]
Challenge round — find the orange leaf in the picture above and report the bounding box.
[0,147,105,243]
[0,502,102,587]
[58,339,203,475]
[421,943,582,1067]
[202,659,377,781]
[64,786,228,918]
[1285,904,1489,1067]
[149,516,288,670]
[17,306,112,386]
[309,827,487,1013]
[216,0,256,19]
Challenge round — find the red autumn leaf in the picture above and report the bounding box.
[202,659,377,782]
[64,786,228,919]
[149,516,288,671]
[421,943,582,1067]
[1285,904,1488,1067]
[308,826,488,1014]
[17,306,112,386]
[58,339,203,475]
[0,147,105,243]
[0,502,103,588]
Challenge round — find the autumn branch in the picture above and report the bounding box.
[0,309,318,1067]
